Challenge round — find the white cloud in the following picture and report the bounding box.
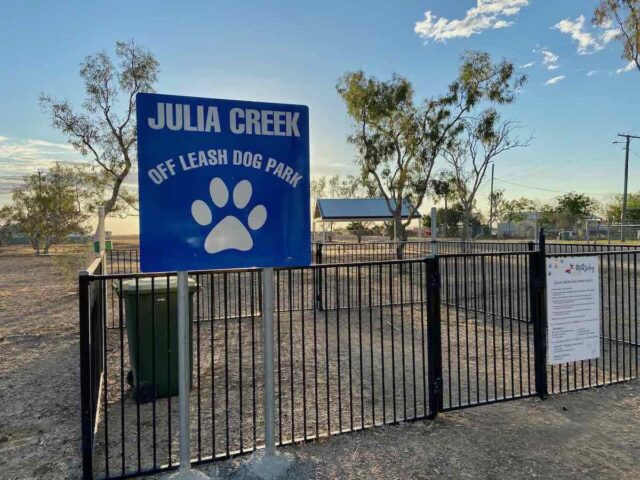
[553,15,600,54]
[539,49,560,70]
[586,70,598,76]
[520,61,535,68]
[553,14,620,55]
[492,20,512,29]
[616,61,636,74]
[600,28,620,44]
[0,136,86,201]
[415,0,529,42]
[0,137,76,162]
[545,75,566,85]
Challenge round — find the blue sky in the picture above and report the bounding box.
[0,1,638,233]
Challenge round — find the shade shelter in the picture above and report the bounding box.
[313,198,422,241]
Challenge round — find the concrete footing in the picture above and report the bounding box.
[240,450,294,480]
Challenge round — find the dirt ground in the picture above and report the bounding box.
[204,380,640,480]
[0,248,85,479]
[1,249,639,480]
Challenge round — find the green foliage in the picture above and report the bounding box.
[0,163,101,254]
[606,191,640,221]
[346,221,369,242]
[424,202,483,232]
[555,192,596,217]
[336,51,525,240]
[429,171,456,202]
[498,197,537,223]
[40,40,159,217]
[495,193,597,231]
[594,0,640,72]
[311,174,376,199]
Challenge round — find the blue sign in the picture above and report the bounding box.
[136,93,310,272]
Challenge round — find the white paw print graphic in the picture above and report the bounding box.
[191,178,267,254]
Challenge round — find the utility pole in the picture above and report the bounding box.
[488,163,495,236]
[616,133,640,241]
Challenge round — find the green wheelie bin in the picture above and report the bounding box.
[115,277,197,402]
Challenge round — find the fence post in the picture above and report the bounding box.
[315,243,323,311]
[425,256,443,417]
[529,229,548,399]
[79,271,94,480]
[430,206,438,256]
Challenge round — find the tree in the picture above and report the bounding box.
[311,174,375,199]
[594,0,640,73]
[424,202,483,237]
[606,191,640,221]
[346,221,368,243]
[337,51,525,255]
[536,193,596,231]
[497,197,536,236]
[555,192,596,217]
[443,112,529,239]
[0,164,93,254]
[311,176,328,199]
[40,40,159,219]
[430,172,457,238]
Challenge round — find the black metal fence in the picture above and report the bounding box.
[81,238,640,479]
[81,258,438,479]
[107,240,640,273]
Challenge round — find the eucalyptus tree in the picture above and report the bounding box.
[594,0,640,73]
[40,40,159,217]
[0,164,96,254]
[337,51,526,256]
[444,111,530,240]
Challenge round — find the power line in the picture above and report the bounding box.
[493,177,615,197]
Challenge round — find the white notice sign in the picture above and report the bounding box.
[546,256,601,365]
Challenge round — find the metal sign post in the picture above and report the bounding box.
[262,267,276,455]
[171,271,208,479]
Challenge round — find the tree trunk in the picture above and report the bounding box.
[394,215,406,260]
[444,197,448,238]
[31,236,40,256]
[463,207,472,241]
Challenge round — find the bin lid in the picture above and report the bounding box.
[114,276,198,294]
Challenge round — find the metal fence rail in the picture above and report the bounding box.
[80,239,640,479]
